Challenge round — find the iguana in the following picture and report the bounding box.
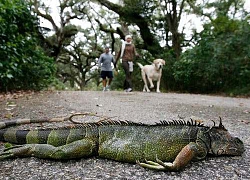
[0,115,245,171]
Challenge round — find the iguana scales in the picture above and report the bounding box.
[0,115,245,171]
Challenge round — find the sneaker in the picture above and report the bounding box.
[106,86,110,91]
[126,88,132,92]
[102,87,106,92]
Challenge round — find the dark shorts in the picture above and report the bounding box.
[101,71,113,79]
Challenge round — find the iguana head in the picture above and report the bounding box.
[208,118,245,156]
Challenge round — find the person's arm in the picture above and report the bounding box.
[98,55,103,70]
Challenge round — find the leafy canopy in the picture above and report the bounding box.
[0,0,55,91]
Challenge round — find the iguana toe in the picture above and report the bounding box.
[3,145,23,152]
[137,160,165,170]
[0,151,14,160]
[155,155,170,167]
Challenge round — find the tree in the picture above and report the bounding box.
[32,0,105,90]
[95,0,191,59]
[33,0,82,58]
[173,1,250,95]
[57,39,100,90]
[0,0,55,91]
[31,0,250,95]
[31,0,203,91]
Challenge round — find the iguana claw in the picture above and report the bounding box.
[0,151,14,160]
[3,145,23,151]
[145,158,160,166]
[0,145,32,160]
[136,155,174,171]
[155,154,173,167]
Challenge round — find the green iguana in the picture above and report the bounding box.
[0,115,245,171]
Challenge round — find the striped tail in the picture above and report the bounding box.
[0,117,69,146]
[0,117,66,130]
[0,113,100,146]
[0,124,97,147]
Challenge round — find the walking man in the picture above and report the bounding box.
[98,47,116,91]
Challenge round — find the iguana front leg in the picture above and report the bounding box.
[0,139,97,160]
[137,142,207,171]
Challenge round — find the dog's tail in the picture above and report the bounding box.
[137,62,144,69]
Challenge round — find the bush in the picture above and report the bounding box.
[0,0,55,91]
[173,19,250,95]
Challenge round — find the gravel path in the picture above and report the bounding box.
[0,91,249,180]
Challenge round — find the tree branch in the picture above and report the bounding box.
[94,0,163,55]
[33,0,59,32]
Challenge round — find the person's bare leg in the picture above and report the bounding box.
[105,78,112,91]
[102,79,107,91]
[108,78,112,86]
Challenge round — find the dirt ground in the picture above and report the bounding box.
[0,91,249,179]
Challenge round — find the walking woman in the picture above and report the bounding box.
[116,35,139,92]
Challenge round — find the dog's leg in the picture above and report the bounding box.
[148,78,154,89]
[156,78,161,93]
[141,71,150,92]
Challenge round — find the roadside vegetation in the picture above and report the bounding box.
[0,0,249,96]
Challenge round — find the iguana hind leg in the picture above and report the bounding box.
[0,139,97,160]
[137,142,207,171]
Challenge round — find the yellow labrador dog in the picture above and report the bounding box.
[137,59,165,93]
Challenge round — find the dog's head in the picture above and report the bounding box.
[153,59,165,70]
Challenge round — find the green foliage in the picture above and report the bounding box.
[159,50,178,91]
[4,142,13,149]
[0,0,55,91]
[173,18,250,95]
[123,0,156,17]
[109,68,125,90]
